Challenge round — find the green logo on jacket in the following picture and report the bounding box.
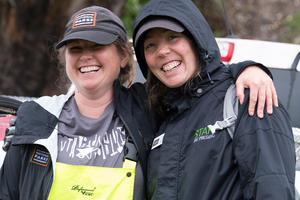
[194,127,214,143]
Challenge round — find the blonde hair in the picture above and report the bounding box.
[113,38,135,87]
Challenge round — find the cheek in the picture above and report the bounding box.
[146,63,156,76]
[65,52,77,68]
[64,57,76,81]
[192,57,200,74]
[145,54,156,71]
[65,64,72,81]
[184,49,199,74]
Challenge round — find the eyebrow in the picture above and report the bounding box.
[144,29,169,40]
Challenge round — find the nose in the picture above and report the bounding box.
[157,43,170,57]
[80,48,93,60]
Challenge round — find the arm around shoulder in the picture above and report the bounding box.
[228,61,273,82]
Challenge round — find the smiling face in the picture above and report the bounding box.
[65,40,128,96]
[143,28,200,88]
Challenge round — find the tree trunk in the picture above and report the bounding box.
[0,0,126,97]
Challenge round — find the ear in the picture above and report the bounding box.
[120,50,129,69]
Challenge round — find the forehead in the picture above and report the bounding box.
[144,28,176,39]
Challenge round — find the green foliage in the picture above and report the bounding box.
[122,0,149,37]
[286,12,300,30]
[282,12,300,44]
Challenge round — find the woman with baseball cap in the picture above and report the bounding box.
[133,0,295,199]
[0,6,154,200]
[0,4,279,200]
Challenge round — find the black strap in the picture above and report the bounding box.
[124,135,138,162]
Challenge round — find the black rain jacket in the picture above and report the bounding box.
[132,0,295,199]
[0,81,156,200]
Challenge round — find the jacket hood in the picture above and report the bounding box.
[133,0,222,79]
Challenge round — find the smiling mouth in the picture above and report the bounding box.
[79,66,101,73]
[162,61,181,72]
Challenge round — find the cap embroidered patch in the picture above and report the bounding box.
[72,11,97,28]
[30,146,50,166]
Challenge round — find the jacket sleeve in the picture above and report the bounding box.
[228,60,273,82]
[233,94,295,199]
[0,145,22,199]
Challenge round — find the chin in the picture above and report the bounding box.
[164,81,185,88]
[160,76,187,88]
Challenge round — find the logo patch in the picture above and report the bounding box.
[72,11,97,29]
[193,126,215,143]
[30,146,50,166]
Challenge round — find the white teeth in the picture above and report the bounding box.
[162,61,181,72]
[80,66,100,73]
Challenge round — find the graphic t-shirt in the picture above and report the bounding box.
[55,96,145,199]
[57,97,125,167]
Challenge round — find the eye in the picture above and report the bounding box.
[92,44,104,50]
[144,41,156,51]
[169,35,177,40]
[168,34,181,41]
[68,46,83,53]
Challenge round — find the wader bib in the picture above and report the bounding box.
[48,159,136,200]
[48,135,138,200]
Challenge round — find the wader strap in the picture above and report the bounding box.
[124,135,138,162]
[123,159,136,169]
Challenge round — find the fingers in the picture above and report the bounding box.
[236,83,245,105]
[235,65,279,118]
[3,126,15,152]
[2,116,17,152]
[256,85,266,118]
[250,81,277,117]
[248,85,258,117]
[265,82,278,115]
[271,82,279,108]
[258,79,279,116]
[266,85,273,115]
